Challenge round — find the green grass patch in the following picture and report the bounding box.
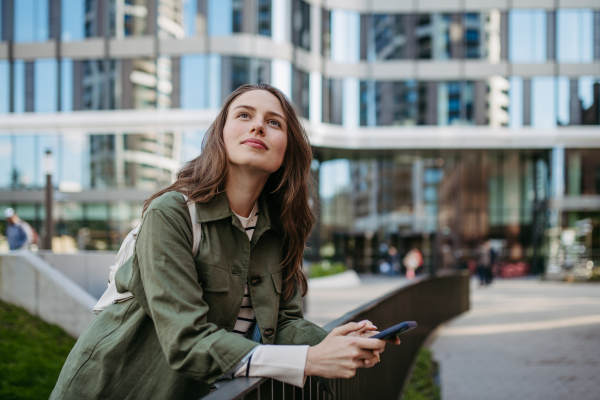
[0,299,76,400]
[402,347,441,400]
[309,260,347,278]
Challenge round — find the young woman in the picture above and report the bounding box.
[51,84,397,400]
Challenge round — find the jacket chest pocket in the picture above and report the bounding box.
[196,263,230,293]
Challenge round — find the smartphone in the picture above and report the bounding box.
[370,321,417,340]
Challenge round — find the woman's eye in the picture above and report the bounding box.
[269,120,281,127]
[239,112,250,118]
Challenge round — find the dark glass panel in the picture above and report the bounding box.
[257,0,271,36]
[375,81,418,126]
[292,0,311,51]
[90,134,116,188]
[292,67,309,118]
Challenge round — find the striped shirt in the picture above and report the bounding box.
[216,202,309,389]
[231,203,259,338]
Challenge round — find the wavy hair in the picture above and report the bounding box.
[143,84,314,301]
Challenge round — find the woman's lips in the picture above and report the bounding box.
[242,139,268,150]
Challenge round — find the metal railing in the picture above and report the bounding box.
[202,271,470,400]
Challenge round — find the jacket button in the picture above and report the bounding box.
[264,328,275,338]
[250,277,263,287]
[199,278,205,287]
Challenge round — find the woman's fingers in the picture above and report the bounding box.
[358,319,377,330]
[306,324,393,379]
[332,321,367,336]
[361,330,380,338]
[352,337,386,351]
[353,348,376,360]
[362,354,379,368]
[343,320,379,338]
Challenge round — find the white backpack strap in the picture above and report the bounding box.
[181,193,201,256]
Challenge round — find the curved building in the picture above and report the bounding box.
[0,0,598,275]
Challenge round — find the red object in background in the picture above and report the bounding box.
[468,260,477,274]
[499,262,529,278]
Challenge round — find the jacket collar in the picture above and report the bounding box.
[195,191,284,236]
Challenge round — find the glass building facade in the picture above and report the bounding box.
[0,0,599,277]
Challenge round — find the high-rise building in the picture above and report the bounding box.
[0,0,598,276]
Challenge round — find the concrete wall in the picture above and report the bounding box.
[0,252,97,338]
[38,251,117,299]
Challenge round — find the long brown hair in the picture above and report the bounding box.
[143,84,314,301]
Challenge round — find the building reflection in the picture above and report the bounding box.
[0,0,598,276]
[310,149,555,275]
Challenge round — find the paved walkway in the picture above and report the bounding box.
[304,274,408,326]
[430,278,600,400]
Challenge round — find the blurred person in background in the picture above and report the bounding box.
[403,248,423,279]
[476,240,492,286]
[388,246,401,276]
[4,208,34,250]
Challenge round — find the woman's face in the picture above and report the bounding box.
[223,90,288,175]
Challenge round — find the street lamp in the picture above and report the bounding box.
[43,150,54,251]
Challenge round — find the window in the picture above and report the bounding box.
[371,14,414,60]
[60,134,86,191]
[62,0,85,41]
[232,0,243,33]
[13,136,36,188]
[221,56,271,97]
[0,61,9,113]
[90,135,116,189]
[119,0,150,37]
[374,81,418,126]
[437,81,475,126]
[0,136,11,188]
[61,59,74,111]
[509,10,547,63]
[74,59,118,110]
[417,14,453,60]
[292,67,310,119]
[322,78,343,125]
[13,60,25,113]
[257,0,271,36]
[557,9,594,63]
[208,0,232,36]
[330,9,360,63]
[579,76,600,125]
[181,55,208,109]
[531,77,556,128]
[292,0,311,51]
[34,59,58,112]
[14,0,48,42]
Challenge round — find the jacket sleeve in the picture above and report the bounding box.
[122,207,258,384]
[273,281,334,395]
[274,280,328,346]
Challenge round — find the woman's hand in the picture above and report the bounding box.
[304,321,387,379]
[346,320,401,368]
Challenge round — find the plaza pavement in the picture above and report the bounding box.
[304,274,409,327]
[430,278,600,400]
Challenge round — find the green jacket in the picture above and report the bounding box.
[51,191,329,400]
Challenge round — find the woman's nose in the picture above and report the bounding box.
[251,119,266,135]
